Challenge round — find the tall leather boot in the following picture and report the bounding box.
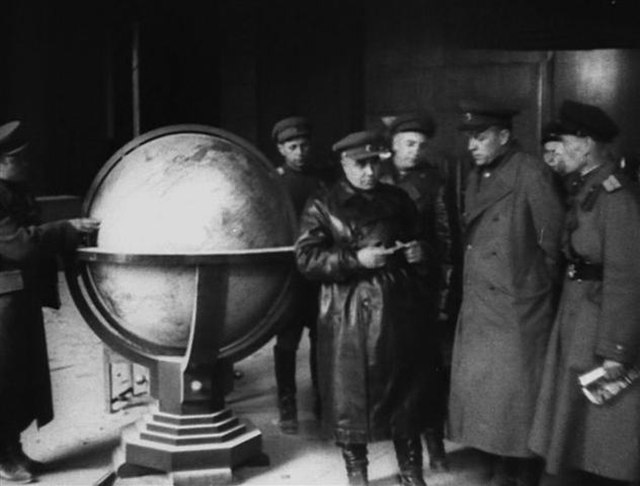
[0,434,34,484]
[274,347,298,434]
[514,458,542,486]
[393,437,427,486]
[423,426,449,471]
[489,455,517,486]
[340,443,368,486]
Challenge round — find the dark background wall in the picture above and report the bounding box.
[1,0,638,197]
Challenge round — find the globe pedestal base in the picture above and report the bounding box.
[110,408,268,485]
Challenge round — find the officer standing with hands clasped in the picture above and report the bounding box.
[296,130,435,486]
[270,116,325,433]
[448,102,564,486]
[530,101,640,486]
[0,121,100,484]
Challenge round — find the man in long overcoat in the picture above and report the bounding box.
[296,130,437,486]
[448,103,564,485]
[530,101,640,486]
[0,121,99,483]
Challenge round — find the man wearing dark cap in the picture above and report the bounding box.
[0,121,100,483]
[530,101,640,486]
[296,130,435,486]
[380,112,455,472]
[270,116,325,433]
[448,103,564,486]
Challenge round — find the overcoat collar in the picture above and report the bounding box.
[464,145,518,227]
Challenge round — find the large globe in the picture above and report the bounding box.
[69,125,296,361]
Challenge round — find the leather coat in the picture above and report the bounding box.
[295,178,439,444]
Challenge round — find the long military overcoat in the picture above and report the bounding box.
[0,180,81,437]
[295,178,438,444]
[448,146,564,457]
[529,164,640,482]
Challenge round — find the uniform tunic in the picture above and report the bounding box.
[529,163,640,482]
[295,179,437,444]
[448,146,564,457]
[275,165,325,346]
[0,180,82,438]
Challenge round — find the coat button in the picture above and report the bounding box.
[466,244,472,251]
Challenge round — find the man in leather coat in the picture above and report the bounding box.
[380,113,454,472]
[296,130,438,486]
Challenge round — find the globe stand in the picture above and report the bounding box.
[68,252,292,486]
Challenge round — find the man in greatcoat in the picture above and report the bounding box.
[530,101,640,486]
[0,121,100,483]
[380,112,455,472]
[448,103,565,486]
[296,130,436,486]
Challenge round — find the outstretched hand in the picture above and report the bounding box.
[69,218,101,233]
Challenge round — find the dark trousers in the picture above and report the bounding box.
[274,316,318,397]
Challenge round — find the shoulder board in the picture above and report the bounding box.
[602,174,623,193]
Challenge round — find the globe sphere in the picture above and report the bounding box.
[73,126,296,360]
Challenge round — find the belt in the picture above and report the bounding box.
[567,261,603,281]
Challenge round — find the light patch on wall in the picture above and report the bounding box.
[576,50,622,103]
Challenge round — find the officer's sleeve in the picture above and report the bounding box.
[0,207,82,263]
[595,189,640,365]
[525,165,565,277]
[295,198,361,282]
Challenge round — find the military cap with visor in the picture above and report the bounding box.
[271,116,312,144]
[458,100,518,132]
[0,121,28,155]
[547,100,619,143]
[389,112,436,138]
[332,130,390,161]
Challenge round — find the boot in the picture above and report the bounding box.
[0,441,34,484]
[393,437,427,486]
[340,443,368,486]
[423,427,449,472]
[489,456,517,486]
[8,442,45,474]
[513,458,542,486]
[274,348,298,434]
